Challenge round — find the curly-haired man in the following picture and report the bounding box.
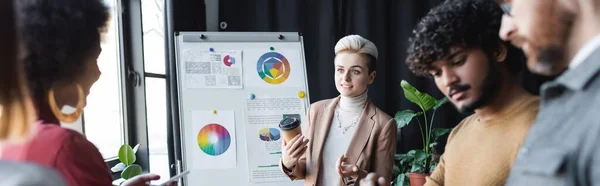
[360,0,540,185]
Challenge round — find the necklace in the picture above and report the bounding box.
[335,105,360,134]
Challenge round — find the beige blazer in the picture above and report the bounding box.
[281,96,397,186]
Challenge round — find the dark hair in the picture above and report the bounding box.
[0,0,33,141]
[406,0,525,77]
[16,0,109,108]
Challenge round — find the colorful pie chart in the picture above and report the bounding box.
[258,128,281,141]
[256,52,290,84]
[197,124,231,156]
[223,55,235,67]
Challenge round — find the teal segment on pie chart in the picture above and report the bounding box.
[258,128,281,142]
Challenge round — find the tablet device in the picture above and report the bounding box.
[150,170,190,186]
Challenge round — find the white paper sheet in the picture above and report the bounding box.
[244,97,306,183]
[182,50,243,89]
[190,110,237,169]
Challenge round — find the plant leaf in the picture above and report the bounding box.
[393,177,403,186]
[410,163,426,173]
[406,150,416,157]
[432,128,452,142]
[132,144,140,154]
[121,164,142,180]
[394,173,409,186]
[118,144,136,166]
[428,142,438,149]
[110,162,126,173]
[400,80,436,112]
[401,150,416,165]
[410,150,431,173]
[430,161,438,173]
[395,153,407,161]
[395,110,418,129]
[434,97,449,110]
[392,164,401,178]
[413,150,430,163]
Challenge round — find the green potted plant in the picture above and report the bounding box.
[111,144,143,185]
[392,80,452,186]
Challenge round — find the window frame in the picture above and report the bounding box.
[104,0,151,179]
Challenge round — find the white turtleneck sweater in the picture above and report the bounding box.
[320,91,368,186]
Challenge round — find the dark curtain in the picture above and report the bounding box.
[216,0,554,153]
[167,0,207,176]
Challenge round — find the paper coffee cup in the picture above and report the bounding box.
[279,117,302,143]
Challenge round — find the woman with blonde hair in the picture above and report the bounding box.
[280,35,397,185]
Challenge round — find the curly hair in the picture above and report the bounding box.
[406,0,525,77]
[15,0,109,103]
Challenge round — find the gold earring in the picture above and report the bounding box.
[48,84,85,123]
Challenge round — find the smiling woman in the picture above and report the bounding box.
[279,35,397,186]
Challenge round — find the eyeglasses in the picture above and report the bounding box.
[499,2,512,16]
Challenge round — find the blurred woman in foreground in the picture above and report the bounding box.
[0,0,165,185]
[0,0,66,185]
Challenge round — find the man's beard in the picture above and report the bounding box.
[456,58,502,114]
[528,5,575,75]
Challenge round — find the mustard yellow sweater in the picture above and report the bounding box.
[425,94,540,186]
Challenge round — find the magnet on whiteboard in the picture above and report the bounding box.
[270,46,275,51]
[298,91,306,98]
[249,93,256,100]
[209,48,214,52]
[211,110,217,114]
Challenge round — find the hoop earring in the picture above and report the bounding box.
[48,84,85,123]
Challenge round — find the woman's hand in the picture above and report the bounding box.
[281,134,309,170]
[359,173,389,186]
[336,154,360,178]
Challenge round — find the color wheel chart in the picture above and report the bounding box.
[256,52,291,84]
[197,123,231,156]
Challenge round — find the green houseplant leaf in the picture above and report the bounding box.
[395,153,407,161]
[410,163,426,173]
[410,150,431,173]
[400,80,436,112]
[121,164,143,180]
[434,97,449,110]
[394,110,419,129]
[392,164,401,177]
[428,142,438,149]
[393,173,410,186]
[413,150,430,163]
[118,144,136,166]
[432,128,452,142]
